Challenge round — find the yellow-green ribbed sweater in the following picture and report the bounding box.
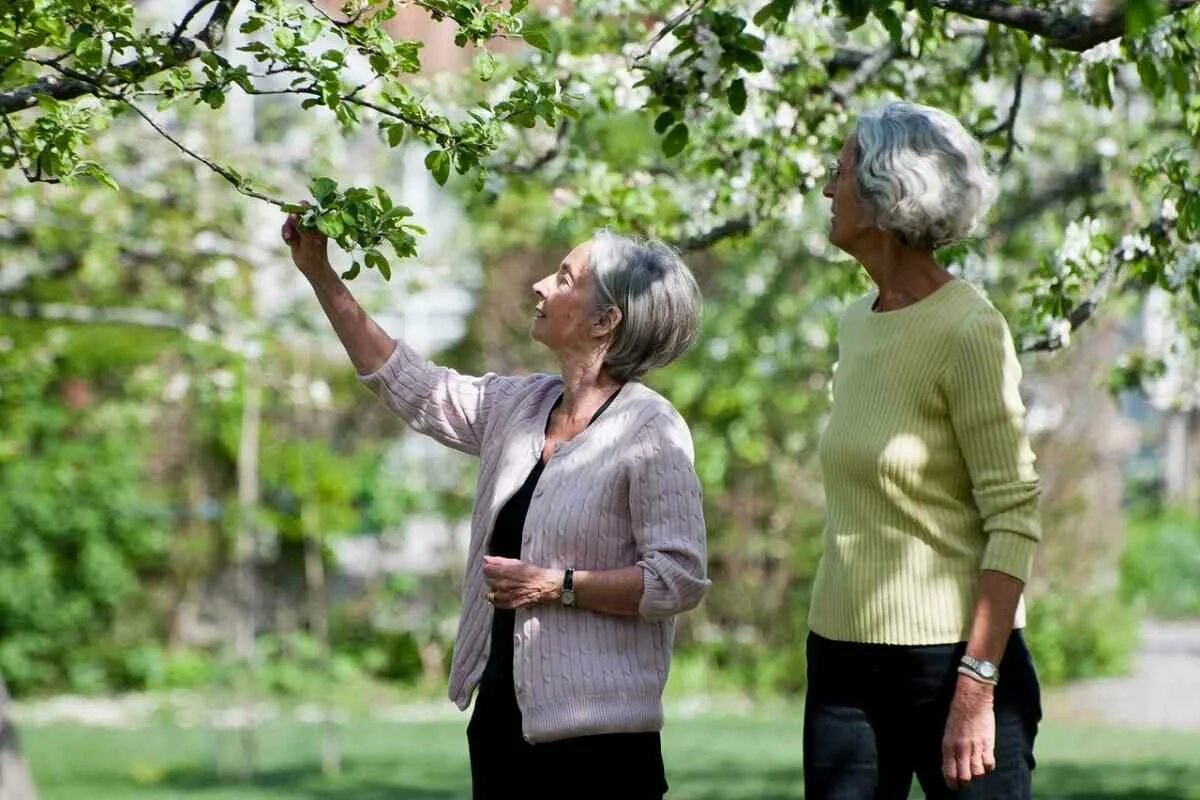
[809,279,1042,646]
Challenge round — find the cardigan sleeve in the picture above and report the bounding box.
[358,338,540,457]
[627,410,711,621]
[942,307,1043,583]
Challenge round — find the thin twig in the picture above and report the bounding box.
[171,0,218,44]
[635,0,708,62]
[40,61,285,206]
[674,215,754,253]
[495,121,569,174]
[830,41,900,104]
[977,71,1024,167]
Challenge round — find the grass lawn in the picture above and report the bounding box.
[22,710,1200,799]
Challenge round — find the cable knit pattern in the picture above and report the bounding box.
[809,279,1042,646]
[359,339,709,743]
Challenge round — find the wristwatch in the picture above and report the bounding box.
[958,654,999,686]
[561,568,576,607]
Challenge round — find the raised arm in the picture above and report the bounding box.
[282,212,530,456]
[283,212,395,375]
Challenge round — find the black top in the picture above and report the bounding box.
[480,387,622,688]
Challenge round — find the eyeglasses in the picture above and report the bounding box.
[828,160,841,183]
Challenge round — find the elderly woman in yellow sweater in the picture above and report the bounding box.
[805,101,1043,799]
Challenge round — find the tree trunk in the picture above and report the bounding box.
[0,678,38,800]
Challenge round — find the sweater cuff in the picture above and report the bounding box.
[980,530,1038,584]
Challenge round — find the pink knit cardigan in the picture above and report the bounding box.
[359,339,710,743]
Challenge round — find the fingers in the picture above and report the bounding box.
[982,742,997,773]
[942,742,991,789]
[970,745,987,779]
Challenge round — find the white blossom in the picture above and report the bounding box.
[1047,318,1072,349]
[1119,232,1154,261]
[1095,137,1119,157]
[1081,40,1121,64]
[1161,197,1179,221]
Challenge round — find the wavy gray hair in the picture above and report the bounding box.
[854,101,998,250]
[587,230,702,383]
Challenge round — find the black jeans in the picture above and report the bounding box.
[467,678,668,800]
[804,630,1041,800]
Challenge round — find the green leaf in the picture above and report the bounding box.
[654,111,676,133]
[273,28,296,50]
[316,213,345,238]
[240,17,265,34]
[523,30,551,52]
[385,123,405,147]
[341,261,361,280]
[512,0,530,12]
[425,150,451,185]
[662,123,689,157]
[728,78,747,115]
[311,177,338,204]
[375,186,393,212]
[1126,0,1167,37]
[475,51,498,82]
[365,248,390,280]
[299,18,322,45]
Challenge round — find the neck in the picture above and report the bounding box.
[849,233,952,311]
[557,348,622,421]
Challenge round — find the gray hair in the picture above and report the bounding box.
[587,230,702,383]
[854,101,998,250]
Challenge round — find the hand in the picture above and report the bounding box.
[942,675,997,790]
[482,556,561,610]
[281,204,331,278]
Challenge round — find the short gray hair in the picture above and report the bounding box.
[587,230,702,383]
[854,101,998,250]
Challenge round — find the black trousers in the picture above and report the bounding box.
[804,630,1041,800]
[467,678,668,800]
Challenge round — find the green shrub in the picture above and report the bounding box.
[1121,507,1200,618]
[1024,591,1139,686]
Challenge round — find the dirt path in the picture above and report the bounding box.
[1044,619,1200,730]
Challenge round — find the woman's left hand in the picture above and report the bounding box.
[941,676,997,790]
[482,556,561,609]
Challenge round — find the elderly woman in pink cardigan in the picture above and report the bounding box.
[283,214,709,800]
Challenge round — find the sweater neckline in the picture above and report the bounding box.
[864,278,967,318]
[532,380,640,460]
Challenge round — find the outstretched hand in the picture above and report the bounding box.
[281,204,331,278]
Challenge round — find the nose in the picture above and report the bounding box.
[532,278,547,300]
[822,180,834,199]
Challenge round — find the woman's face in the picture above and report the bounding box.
[530,241,608,353]
[822,136,869,252]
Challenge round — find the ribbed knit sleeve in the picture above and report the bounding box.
[941,308,1042,583]
[628,412,710,621]
[358,338,539,457]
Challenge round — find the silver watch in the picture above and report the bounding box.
[959,654,999,685]
[561,568,576,607]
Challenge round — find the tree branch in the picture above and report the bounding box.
[1021,218,1174,353]
[635,0,709,62]
[675,215,754,253]
[0,0,240,115]
[931,0,1198,52]
[34,60,286,206]
[830,41,900,104]
[977,70,1023,167]
[495,122,569,174]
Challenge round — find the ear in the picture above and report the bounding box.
[590,305,622,339]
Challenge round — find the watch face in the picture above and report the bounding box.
[977,661,997,679]
[562,589,576,606]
